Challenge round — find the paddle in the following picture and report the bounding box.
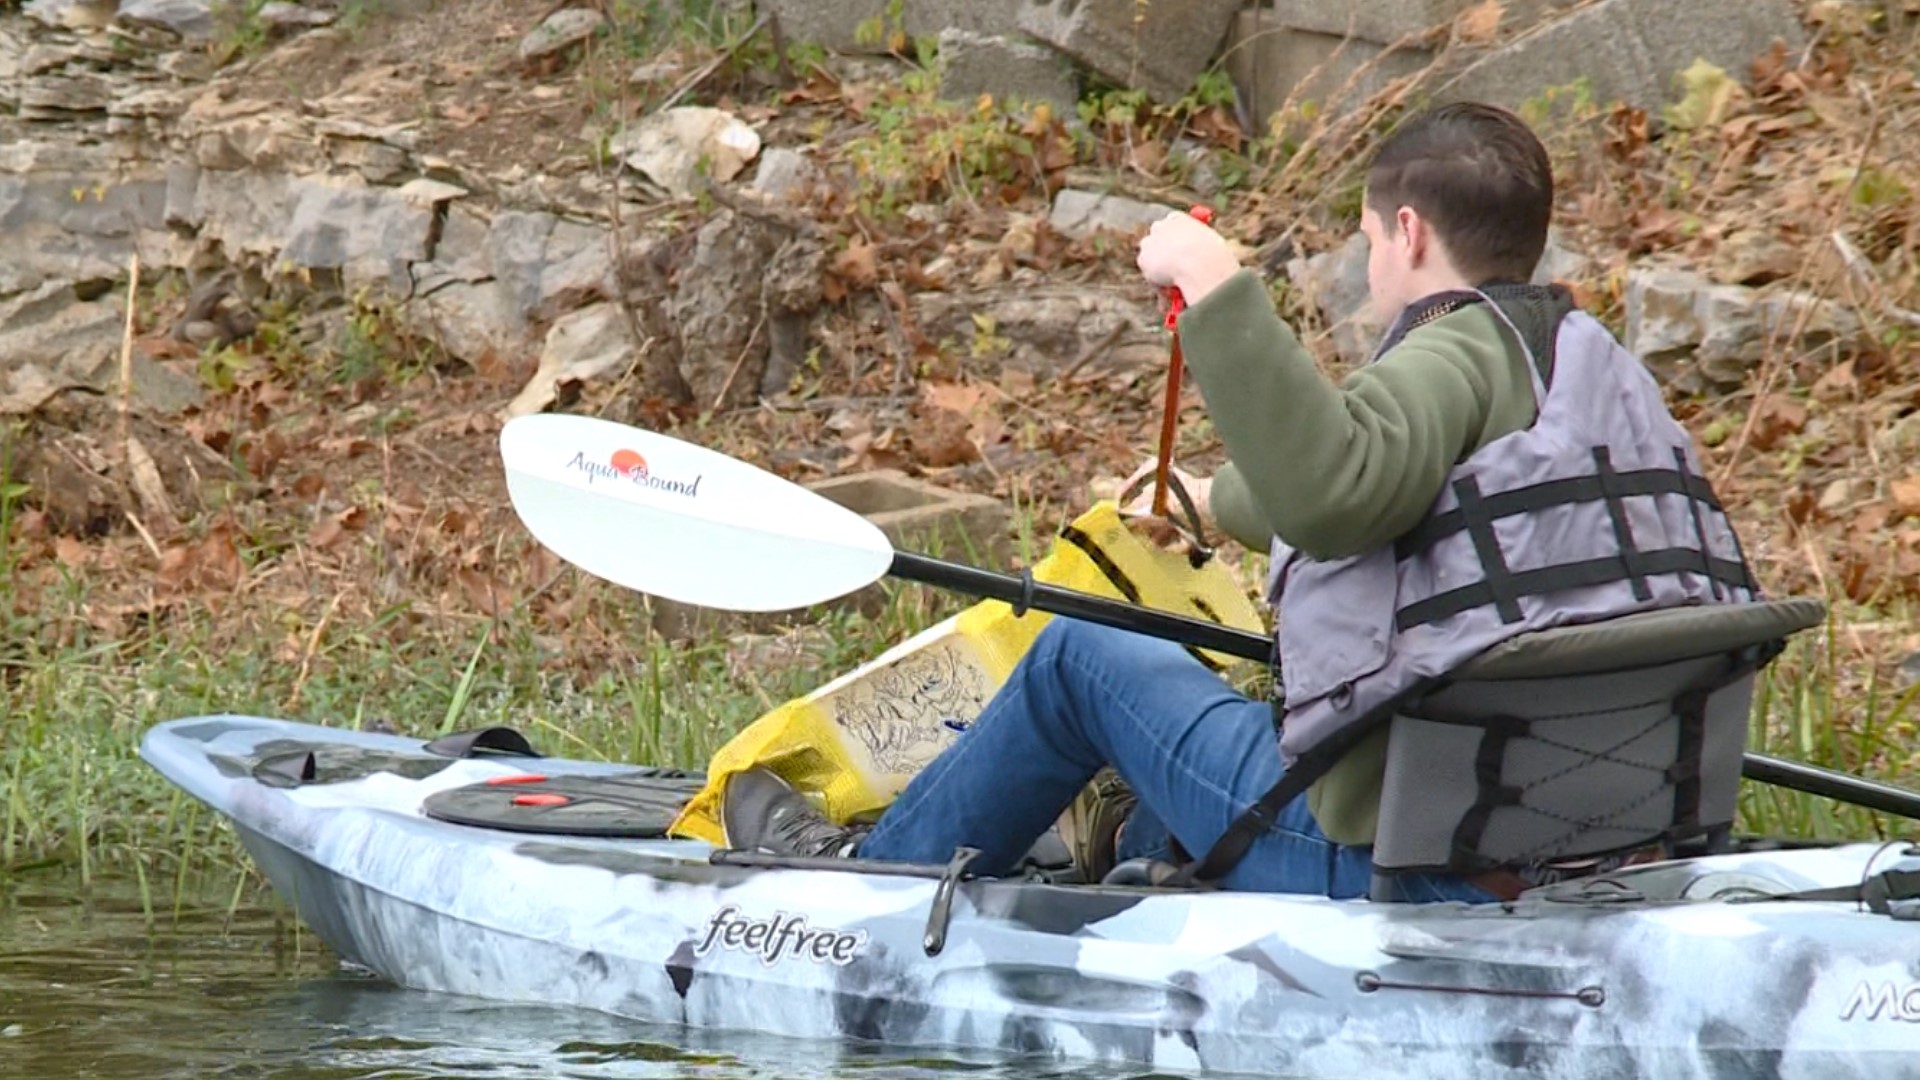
[498,412,1920,824]
[1150,204,1214,518]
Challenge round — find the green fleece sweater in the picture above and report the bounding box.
[1176,269,1571,845]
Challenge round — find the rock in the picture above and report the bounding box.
[487,209,559,327]
[406,279,522,369]
[532,219,617,323]
[628,59,684,85]
[518,7,606,64]
[1019,0,1242,104]
[757,0,1022,54]
[279,178,435,296]
[0,282,202,417]
[913,283,1164,375]
[0,27,22,111]
[665,210,782,408]
[255,2,335,34]
[1433,0,1807,115]
[116,0,218,39]
[0,169,169,293]
[935,29,1077,111]
[326,135,413,184]
[1900,651,1920,692]
[1532,229,1592,285]
[406,203,492,297]
[1716,228,1800,286]
[17,70,118,118]
[1223,20,1433,127]
[1817,478,1855,514]
[502,302,634,419]
[612,106,761,199]
[750,146,821,204]
[1047,188,1181,240]
[396,177,469,208]
[1288,231,1381,365]
[22,0,122,33]
[189,168,293,261]
[1624,265,1862,392]
[1263,0,1578,43]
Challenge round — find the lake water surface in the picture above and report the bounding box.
[0,874,1171,1080]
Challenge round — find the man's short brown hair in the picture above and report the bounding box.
[1365,102,1554,285]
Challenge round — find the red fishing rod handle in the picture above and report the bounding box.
[1163,204,1216,329]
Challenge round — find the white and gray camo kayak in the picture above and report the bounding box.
[140,713,1920,1080]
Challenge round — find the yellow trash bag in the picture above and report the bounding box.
[669,499,1269,845]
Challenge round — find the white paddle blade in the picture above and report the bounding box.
[499,413,896,612]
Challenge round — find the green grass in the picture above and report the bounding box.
[1740,608,1920,841]
[0,531,972,890]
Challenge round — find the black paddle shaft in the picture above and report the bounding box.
[884,551,1920,823]
[887,551,1272,663]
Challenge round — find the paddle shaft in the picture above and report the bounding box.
[888,552,1269,663]
[890,552,1920,822]
[1150,205,1214,518]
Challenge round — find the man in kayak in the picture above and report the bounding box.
[721,101,1752,900]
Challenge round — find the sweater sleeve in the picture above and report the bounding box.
[1178,269,1524,561]
[1207,461,1275,552]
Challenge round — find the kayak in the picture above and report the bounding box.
[141,713,1920,1080]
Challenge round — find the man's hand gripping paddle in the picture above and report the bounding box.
[1150,204,1215,518]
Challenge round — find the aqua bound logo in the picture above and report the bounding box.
[566,447,702,497]
[694,905,867,967]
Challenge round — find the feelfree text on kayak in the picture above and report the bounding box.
[694,905,869,967]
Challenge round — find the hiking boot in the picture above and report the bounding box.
[721,767,864,859]
[1059,767,1136,883]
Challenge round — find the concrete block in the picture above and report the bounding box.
[936,29,1078,111]
[643,471,1008,639]
[810,469,1012,567]
[759,0,1023,54]
[1017,0,1241,104]
[1223,17,1431,127]
[1432,0,1807,114]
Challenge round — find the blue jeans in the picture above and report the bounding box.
[858,618,1493,902]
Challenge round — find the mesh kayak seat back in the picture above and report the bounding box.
[1368,596,1828,901]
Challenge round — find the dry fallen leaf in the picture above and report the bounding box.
[1455,0,1504,43]
[1891,474,1920,517]
[832,238,879,289]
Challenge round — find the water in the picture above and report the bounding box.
[0,875,1159,1080]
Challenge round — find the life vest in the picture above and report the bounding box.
[1264,290,1758,771]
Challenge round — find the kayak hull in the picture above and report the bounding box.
[142,715,1920,1080]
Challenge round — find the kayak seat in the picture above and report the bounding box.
[1368,596,1827,901]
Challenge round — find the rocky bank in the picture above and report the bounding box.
[0,0,1889,561]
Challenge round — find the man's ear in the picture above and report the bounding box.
[1396,205,1429,266]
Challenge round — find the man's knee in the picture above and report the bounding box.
[1030,615,1136,660]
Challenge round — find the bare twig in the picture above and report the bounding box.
[1060,323,1128,384]
[712,313,768,410]
[116,252,140,510]
[1832,229,1920,329]
[286,591,345,710]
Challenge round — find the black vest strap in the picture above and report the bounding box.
[1675,448,1726,601]
[1394,463,1726,562]
[1592,447,1653,602]
[1395,549,1756,631]
[1453,474,1524,625]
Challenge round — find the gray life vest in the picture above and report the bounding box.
[1264,292,1758,770]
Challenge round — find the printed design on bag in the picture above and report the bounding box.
[694,905,868,966]
[832,645,987,773]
